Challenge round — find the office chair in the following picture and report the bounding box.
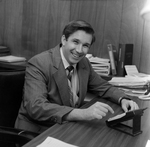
[0,71,39,147]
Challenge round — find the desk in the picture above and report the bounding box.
[23,96,150,147]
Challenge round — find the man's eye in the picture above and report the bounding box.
[73,40,79,44]
[83,45,89,48]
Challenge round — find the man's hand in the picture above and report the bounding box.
[64,102,114,121]
[121,99,139,112]
[82,102,114,120]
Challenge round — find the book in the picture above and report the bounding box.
[117,44,133,76]
[111,45,118,67]
[92,64,110,69]
[0,61,26,71]
[107,44,117,75]
[0,46,11,56]
[0,46,9,50]
[86,55,110,64]
[0,52,11,57]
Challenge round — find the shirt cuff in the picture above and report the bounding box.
[118,97,131,105]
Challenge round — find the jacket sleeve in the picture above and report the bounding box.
[85,58,126,104]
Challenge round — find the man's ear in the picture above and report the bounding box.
[61,35,67,46]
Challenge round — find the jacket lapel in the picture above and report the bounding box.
[52,45,71,106]
[77,60,89,105]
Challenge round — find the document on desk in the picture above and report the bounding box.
[37,136,79,147]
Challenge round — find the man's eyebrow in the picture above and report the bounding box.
[72,38,79,41]
[84,43,91,46]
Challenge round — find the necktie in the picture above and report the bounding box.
[66,66,79,107]
[66,66,74,81]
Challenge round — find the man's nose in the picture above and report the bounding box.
[76,44,83,53]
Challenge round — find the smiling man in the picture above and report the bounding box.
[15,20,139,134]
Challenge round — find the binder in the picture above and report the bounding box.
[107,44,117,75]
[117,44,133,76]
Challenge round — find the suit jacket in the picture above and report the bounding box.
[15,44,126,133]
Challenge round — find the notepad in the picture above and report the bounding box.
[37,136,78,147]
[0,55,26,63]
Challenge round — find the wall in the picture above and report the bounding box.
[0,0,149,74]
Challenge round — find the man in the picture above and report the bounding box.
[15,20,138,133]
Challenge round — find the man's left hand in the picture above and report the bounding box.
[121,99,139,112]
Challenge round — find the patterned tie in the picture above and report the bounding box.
[66,66,74,81]
[66,66,79,107]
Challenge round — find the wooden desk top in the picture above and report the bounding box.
[23,97,150,147]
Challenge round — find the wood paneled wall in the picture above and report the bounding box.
[0,0,149,74]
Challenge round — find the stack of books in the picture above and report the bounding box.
[0,55,27,72]
[0,46,11,56]
[0,45,27,71]
[86,54,110,76]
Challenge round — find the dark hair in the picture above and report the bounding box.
[62,20,96,45]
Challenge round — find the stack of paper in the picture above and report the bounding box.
[109,77,148,86]
[109,76,149,99]
[121,65,150,99]
[86,54,110,76]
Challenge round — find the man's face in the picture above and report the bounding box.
[61,30,93,65]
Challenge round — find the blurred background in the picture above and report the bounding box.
[0,0,150,73]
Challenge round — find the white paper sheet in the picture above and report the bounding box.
[0,55,26,62]
[37,136,78,147]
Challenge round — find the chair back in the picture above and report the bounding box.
[0,71,25,127]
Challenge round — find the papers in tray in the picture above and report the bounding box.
[0,55,26,63]
[37,136,78,147]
